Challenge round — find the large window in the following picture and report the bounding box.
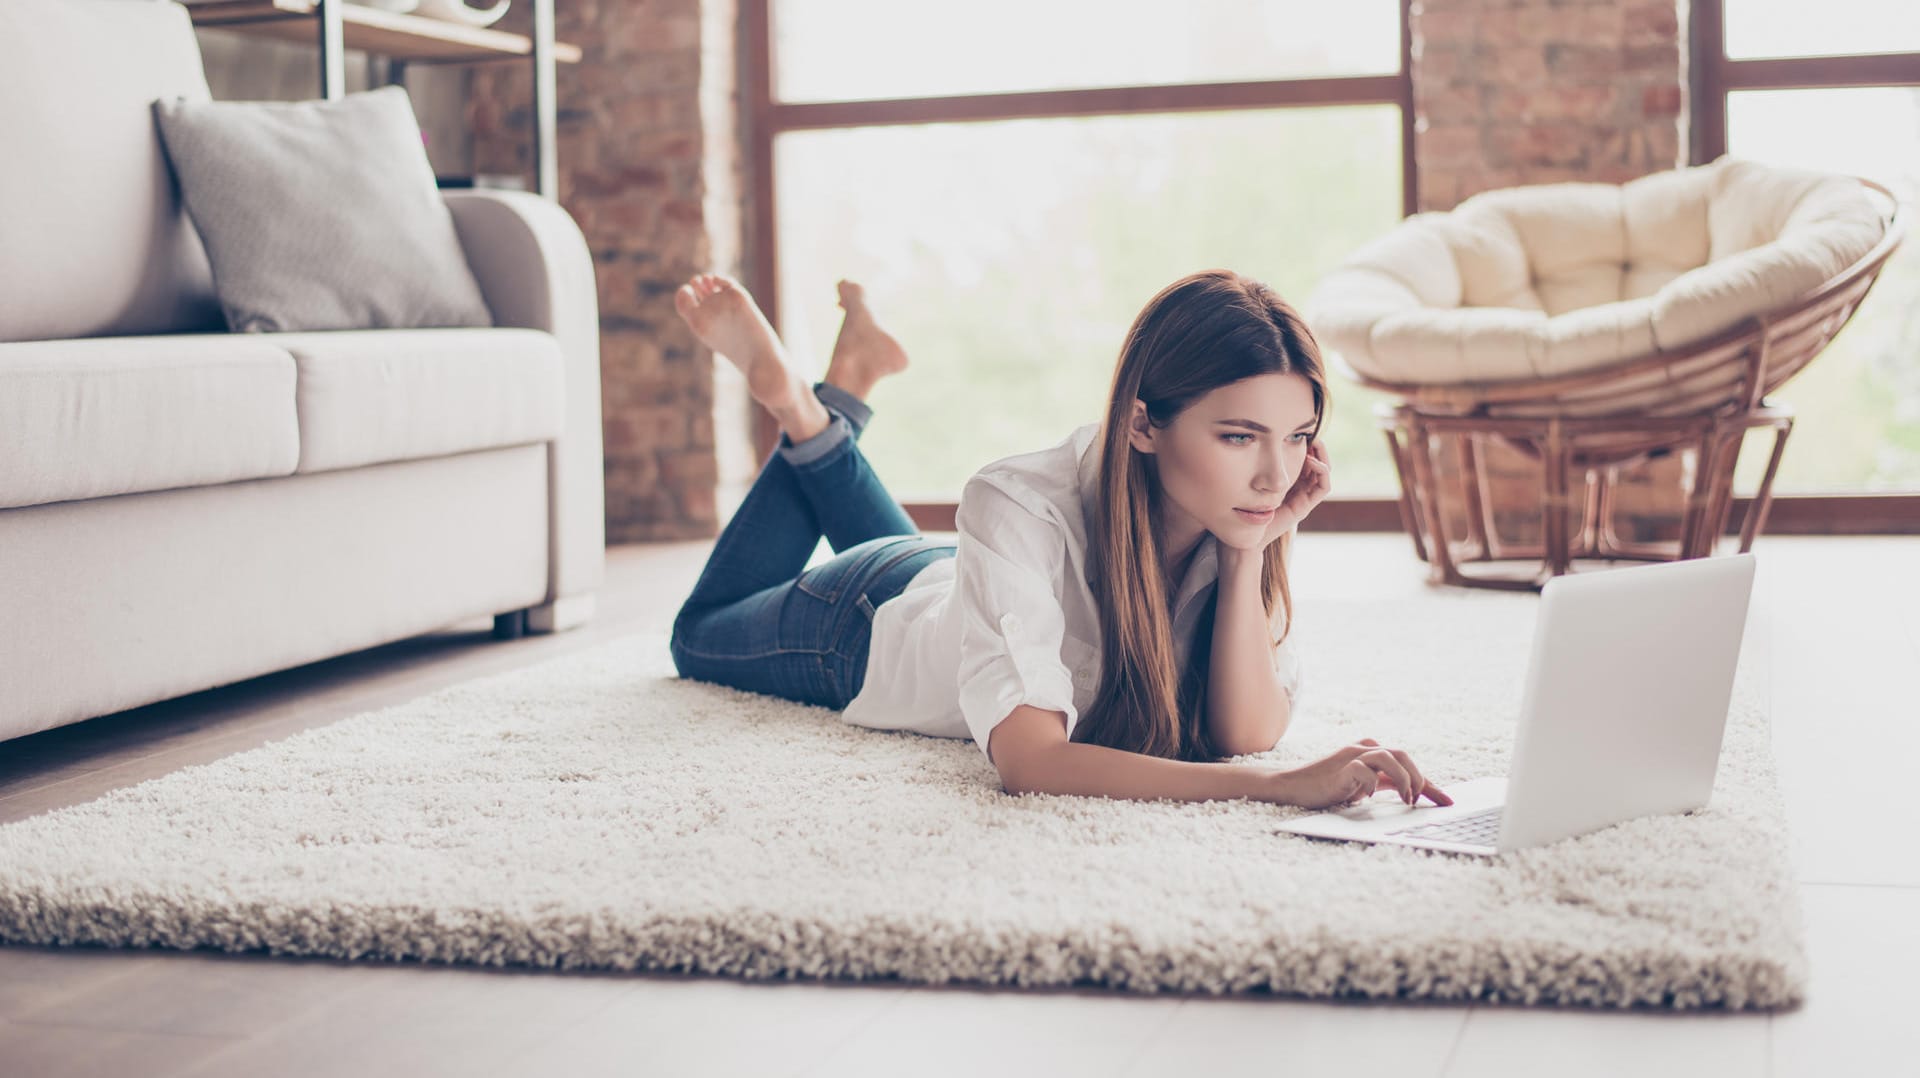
[772,0,1402,103]
[749,1,1413,512]
[1723,0,1920,60]
[1699,1,1920,503]
[1725,87,1919,493]
[773,108,1406,501]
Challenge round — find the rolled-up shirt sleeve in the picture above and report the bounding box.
[952,475,1081,763]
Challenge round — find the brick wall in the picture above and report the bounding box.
[1411,0,1698,551]
[470,0,744,543]
[1413,0,1688,210]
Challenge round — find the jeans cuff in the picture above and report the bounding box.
[812,381,872,436]
[778,411,854,468]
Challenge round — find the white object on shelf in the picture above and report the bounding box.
[410,0,510,28]
[351,0,423,13]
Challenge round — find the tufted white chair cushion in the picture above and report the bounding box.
[1306,156,1889,385]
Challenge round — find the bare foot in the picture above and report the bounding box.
[673,272,829,443]
[824,280,910,402]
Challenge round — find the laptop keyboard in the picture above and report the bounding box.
[1389,806,1503,847]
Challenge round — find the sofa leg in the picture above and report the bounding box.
[493,595,594,639]
[527,594,595,634]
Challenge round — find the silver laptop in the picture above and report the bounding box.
[1276,552,1757,856]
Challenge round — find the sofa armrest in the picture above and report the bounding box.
[443,189,606,604]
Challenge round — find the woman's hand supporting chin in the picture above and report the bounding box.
[1215,439,1334,560]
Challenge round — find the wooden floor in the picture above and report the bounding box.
[1,533,1914,1078]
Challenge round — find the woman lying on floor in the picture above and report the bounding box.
[667,268,1451,811]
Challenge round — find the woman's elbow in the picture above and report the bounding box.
[1263,691,1296,750]
[1216,713,1289,758]
[1218,732,1284,758]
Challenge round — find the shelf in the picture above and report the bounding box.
[185,0,582,64]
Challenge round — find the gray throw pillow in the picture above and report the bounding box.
[151,85,494,333]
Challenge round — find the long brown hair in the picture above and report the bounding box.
[1072,269,1331,762]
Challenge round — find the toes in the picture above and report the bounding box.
[690,272,745,301]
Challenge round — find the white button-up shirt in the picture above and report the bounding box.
[839,421,1305,763]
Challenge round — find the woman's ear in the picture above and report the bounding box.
[1126,399,1157,455]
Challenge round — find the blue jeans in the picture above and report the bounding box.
[670,382,958,709]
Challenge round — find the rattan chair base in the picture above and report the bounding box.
[1338,178,1901,592]
[1377,401,1794,592]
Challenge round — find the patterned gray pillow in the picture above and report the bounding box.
[151,85,493,333]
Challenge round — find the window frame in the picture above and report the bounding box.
[1686,0,1920,534]
[741,0,1414,531]
[734,0,1918,535]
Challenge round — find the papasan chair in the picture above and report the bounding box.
[1306,154,1902,590]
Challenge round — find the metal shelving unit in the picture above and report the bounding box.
[185,0,579,198]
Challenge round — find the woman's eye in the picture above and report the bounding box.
[1289,432,1312,444]
[1221,433,1255,447]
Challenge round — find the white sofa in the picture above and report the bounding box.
[0,0,606,742]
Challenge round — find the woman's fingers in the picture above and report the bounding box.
[1379,746,1454,806]
[1332,740,1452,807]
[1342,761,1377,805]
[1388,748,1424,804]
[1307,444,1330,479]
[1359,749,1415,803]
[1390,755,1454,806]
[1281,445,1335,521]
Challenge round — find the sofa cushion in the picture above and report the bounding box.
[0,337,298,510]
[151,86,496,334]
[0,0,224,342]
[272,329,567,474]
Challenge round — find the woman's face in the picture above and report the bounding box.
[1127,371,1320,548]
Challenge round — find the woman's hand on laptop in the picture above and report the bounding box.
[1265,738,1454,810]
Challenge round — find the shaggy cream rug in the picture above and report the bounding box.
[0,588,1800,1009]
